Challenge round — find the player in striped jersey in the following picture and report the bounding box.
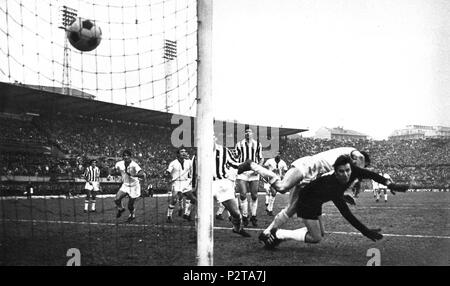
[238,147,370,236]
[113,150,145,222]
[83,159,101,213]
[211,135,251,237]
[235,128,263,227]
[263,152,288,216]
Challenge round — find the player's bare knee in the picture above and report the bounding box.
[225,205,240,218]
[285,209,296,219]
[275,182,290,194]
[115,192,123,201]
[229,210,240,219]
[285,205,296,217]
[230,214,239,223]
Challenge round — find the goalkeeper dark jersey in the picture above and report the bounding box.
[296,165,389,233]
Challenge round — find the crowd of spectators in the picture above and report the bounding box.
[1,114,449,189]
[1,114,180,189]
[280,137,449,186]
[0,117,48,145]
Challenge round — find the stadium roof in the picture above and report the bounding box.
[326,127,368,137]
[0,82,306,137]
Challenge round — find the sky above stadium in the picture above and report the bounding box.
[1,0,449,140]
[212,0,450,139]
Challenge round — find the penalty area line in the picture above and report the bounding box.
[213,226,450,239]
[2,219,449,240]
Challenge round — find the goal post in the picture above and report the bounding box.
[196,0,214,266]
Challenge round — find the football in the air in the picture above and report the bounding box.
[66,17,102,52]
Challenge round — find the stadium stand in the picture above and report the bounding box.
[2,115,449,192]
[281,137,450,187]
[1,83,449,194]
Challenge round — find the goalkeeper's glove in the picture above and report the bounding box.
[343,194,356,206]
[362,228,383,242]
[387,183,409,195]
[237,160,252,175]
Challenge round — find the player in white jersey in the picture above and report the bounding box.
[235,128,264,227]
[113,150,145,222]
[263,152,288,216]
[165,148,195,223]
[83,159,101,213]
[238,147,370,235]
[374,172,392,203]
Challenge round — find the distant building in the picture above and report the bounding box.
[389,125,450,140]
[314,126,369,140]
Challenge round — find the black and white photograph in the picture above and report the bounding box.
[0,0,449,272]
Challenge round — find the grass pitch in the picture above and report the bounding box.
[1,191,448,266]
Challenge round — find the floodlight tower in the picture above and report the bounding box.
[59,5,77,96]
[163,39,177,112]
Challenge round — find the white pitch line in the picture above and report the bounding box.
[324,231,450,239]
[2,218,450,240]
[0,194,162,200]
[360,206,450,210]
[328,206,450,210]
[1,192,274,200]
[213,227,450,239]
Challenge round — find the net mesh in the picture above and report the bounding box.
[0,0,198,114]
[0,0,200,265]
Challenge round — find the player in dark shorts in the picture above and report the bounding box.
[259,155,409,249]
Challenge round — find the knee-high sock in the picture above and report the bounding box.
[264,208,289,235]
[228,198,238,217]
[128,203,135,214]
[115,198,123,209]
[250,198,258,216]
[179,197,184,211]
[267,195,276,212]
[84,199,89,211]
[384,194,388,201]
[239,197,249,218]
[184,200,191,215]
[276,227,308,242]
[90,199,96,211]
[216,203,226,215]
[167,204,175,217]
[230,214,242,232]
